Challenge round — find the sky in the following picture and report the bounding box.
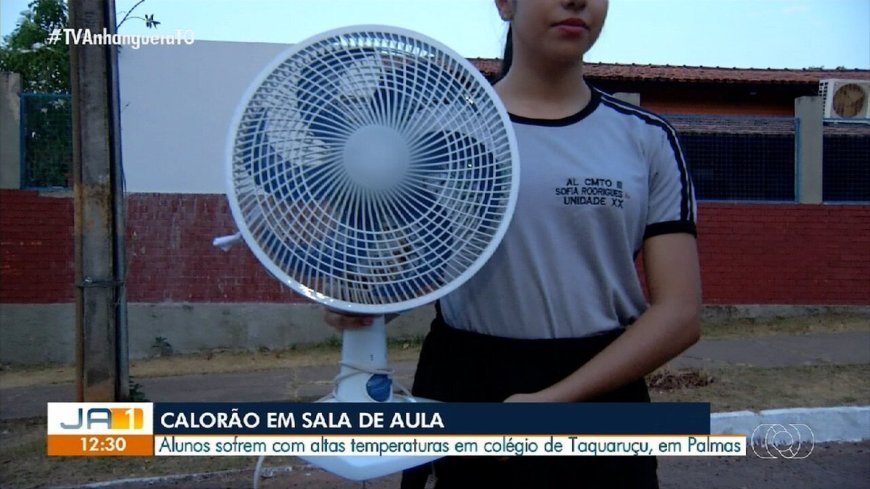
[1,0,868,69]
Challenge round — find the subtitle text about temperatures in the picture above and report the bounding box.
[46,402,749,457]
[154,434,745,457]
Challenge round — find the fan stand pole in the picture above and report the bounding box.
[334,315,391,402]
[304,317,441,480]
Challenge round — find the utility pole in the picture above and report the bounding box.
[69,0,129,401]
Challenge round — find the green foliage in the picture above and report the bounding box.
[21,93,72,187]
[151,336,174,357]
[4,1,159,188]
[0,0,70,93]
[117,0,161,30]
[0,0,161,94]
[128,376,150,402]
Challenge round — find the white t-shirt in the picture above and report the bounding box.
[440,88,697,339]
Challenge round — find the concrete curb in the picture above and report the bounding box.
[712,405,870,444]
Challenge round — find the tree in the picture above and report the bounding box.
[0,0,160,93]
[117,0,161,29]
[0,0,70,93]
[2,0,159,186]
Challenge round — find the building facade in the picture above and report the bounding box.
[1,42,868,364]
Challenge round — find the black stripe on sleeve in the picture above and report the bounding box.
[596,89,695,224]
[644,220,697,240]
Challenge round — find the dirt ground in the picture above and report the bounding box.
[33,441,870,489]
[1,312,867,389]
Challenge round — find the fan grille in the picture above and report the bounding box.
[228,27,517,312]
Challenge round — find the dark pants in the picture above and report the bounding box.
[400,312,659,489]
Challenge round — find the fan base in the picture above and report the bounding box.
[300,393,440,481]
[300,453,438,482]
[304,317,443,480]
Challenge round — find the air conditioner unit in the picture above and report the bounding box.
[819,79,870,119]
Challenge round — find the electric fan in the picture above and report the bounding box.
[221,25,518,480]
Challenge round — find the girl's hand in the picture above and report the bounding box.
[323,308,376,330]
[504,392,551,403]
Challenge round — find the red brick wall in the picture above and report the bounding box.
[0,191,298,304]
[125,194,298,303]
[697,203,869,304]
[2,190,868,305]
[0,190,74,302]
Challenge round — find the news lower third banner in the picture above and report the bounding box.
[47,402,746,457]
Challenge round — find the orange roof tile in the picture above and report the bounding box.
[467,58,870,85]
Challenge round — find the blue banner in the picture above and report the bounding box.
[153,402,710,435]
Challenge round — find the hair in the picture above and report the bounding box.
[497,25,513,82]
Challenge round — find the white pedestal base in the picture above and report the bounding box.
[300,318,442,480]
[299,394,439,480]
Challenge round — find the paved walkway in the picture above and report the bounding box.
[1,331,868,420]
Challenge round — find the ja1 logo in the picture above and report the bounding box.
[47,403,154,457]
[47,402,154,435]
[60,407,144,431]
[751,423,815,459]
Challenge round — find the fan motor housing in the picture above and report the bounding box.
[342,125,410,190]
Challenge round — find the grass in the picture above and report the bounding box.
[0,338,424,390]
[699,312,868,340]
[648,364,869,412]
[1,313,866,389]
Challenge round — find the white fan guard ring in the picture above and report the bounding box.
[226,25,519,315]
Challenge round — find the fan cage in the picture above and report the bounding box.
[226,26,518,313]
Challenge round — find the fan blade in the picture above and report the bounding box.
[265,228,361,282]
[297,47,376,140]
[390,186,438,228]
[409,130,452,173]
[336,196,383,234]
[238,107,291,197]
[238,107,340,201]
[414,129,495,187]
[307,102,349,142]
[369,208,452,301]
[369,59,440,127]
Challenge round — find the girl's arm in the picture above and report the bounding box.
[507,232,702,402]
[323,309,401,329]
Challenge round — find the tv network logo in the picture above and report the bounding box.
[60,407,144,430]
[751,423,815,459]
[47,403,153,435]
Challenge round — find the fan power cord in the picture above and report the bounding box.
[253,454,266,489]
[253,363,414,488]
[328,360,416,402]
